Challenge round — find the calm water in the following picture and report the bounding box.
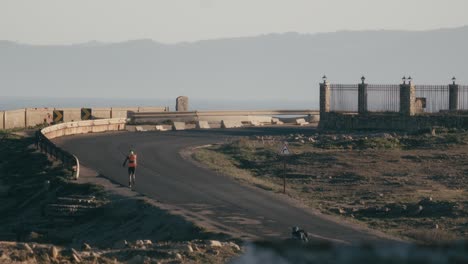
[0,97,319,111]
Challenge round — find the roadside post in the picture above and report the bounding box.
[278,142,290,194]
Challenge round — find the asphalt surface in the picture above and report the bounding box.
[54,127,397,244]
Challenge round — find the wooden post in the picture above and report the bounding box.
[283,157,286,194]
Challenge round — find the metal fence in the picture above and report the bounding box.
[330,84,358,112]
[36,130,79,178]
[459,85,468,110]
[415,85,449,113]
[367,84,400,112]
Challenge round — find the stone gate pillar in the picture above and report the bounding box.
[358,76,368,114]
[176,96,189,112]
[449,77,459,111]
[319,78,330,120]
[400,77,416,116]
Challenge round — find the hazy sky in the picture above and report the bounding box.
[1,0,467,45]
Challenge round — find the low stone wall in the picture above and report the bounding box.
[320,112,468,131]
[25,108,54,128]
[0,111,4,130]
[0,106,166,130]
[4,109,26,129]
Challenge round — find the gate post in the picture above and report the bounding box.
[358,76,368,115]
[320,75,330,121]
[400,76,416,116]
[449,77,459,111]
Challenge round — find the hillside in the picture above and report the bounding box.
[1,27,467,108]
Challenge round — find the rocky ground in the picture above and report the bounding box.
[193,127,468,243]
[0,131,242,263]
[0,239,241,264]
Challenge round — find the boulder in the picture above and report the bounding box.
[228,242,241,251]
[50,246,59,259]
[208,240,223,248]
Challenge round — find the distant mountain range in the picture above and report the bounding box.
[1,26,467,109]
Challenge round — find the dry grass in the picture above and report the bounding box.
[193,131,468,243]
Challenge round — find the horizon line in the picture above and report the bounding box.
[1,25,467,47]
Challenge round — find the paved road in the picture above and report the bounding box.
[54,127,396,244]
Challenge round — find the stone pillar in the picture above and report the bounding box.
[319,81,330,120]
[358,82,368,114]
[400,83,416,116]
[176,96,189,112]
[449,84,459,111]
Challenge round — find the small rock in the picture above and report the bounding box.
[228,242,241,251]
[378,193,384,198]
[339,208,346,214]
[21,243,34,254]
[208,240,222,248]
[175,253,183,260]
[434,224,439,229]
[82,243,92,251]
[192,245,200,252]
[72,252,82,263]
[185,245,194,253]
[50,246,59,259]
[143,239,152,245]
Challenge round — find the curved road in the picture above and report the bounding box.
[54,127,396,244]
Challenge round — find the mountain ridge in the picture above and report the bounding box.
[1,27,467,106]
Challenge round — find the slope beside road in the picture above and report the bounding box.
[53,127,399,245]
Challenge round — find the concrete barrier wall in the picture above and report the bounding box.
[92,108,112,119]
[129,110,319,125]
[0,106,167,130]
[4,109,26,129]
[111,107,139,119]
[26,108,53,127]
[137,107,167,112]
[62,108,82,122]
[0,111,4,130]
[42,118,127,139]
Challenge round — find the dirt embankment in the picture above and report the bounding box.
[193,128,468,243]
[0,132,241,263]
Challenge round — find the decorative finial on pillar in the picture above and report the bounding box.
[361,76,366,84]
[408,76,413,84]
[452,76,457,85]
[402,76,407,84]
[322,75,328,83]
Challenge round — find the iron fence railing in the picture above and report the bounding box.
[459,85,468,110]
[367,84,400,112]
[415,85,449,113]
[330,84,358,112]
[35,130,79,178]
